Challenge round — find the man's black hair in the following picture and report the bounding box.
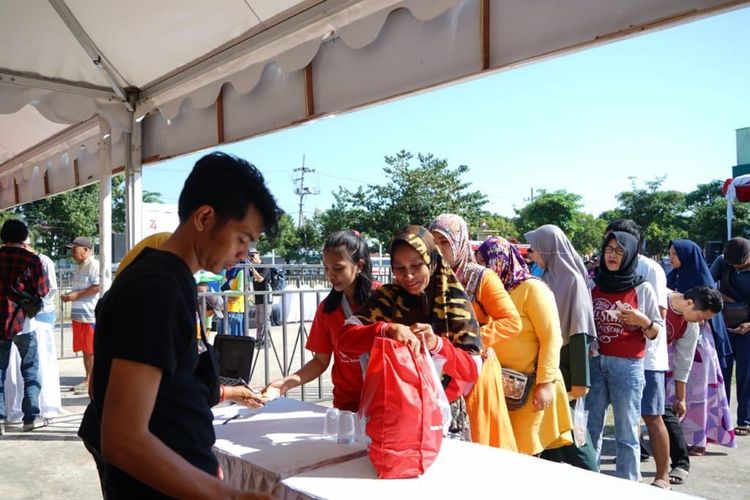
[323,230,373,314]
[0,219,29,244]
[178,152,282,238]
[684,286,723,314]
[606,219,643,253]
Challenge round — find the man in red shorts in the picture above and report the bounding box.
[62,237,100,394]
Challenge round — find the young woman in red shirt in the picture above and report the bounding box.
[264,230,375,411]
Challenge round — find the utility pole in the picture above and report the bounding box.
[293,155,320,227]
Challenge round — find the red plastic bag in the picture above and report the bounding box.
[360,337,443,479]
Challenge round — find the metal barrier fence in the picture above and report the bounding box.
[52,262,393,403]
[199,287,330,402]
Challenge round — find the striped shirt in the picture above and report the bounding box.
[71,256,100,323]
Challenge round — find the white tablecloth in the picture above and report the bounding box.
[279,439,694,500]
[212,398,367,495]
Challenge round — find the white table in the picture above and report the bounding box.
[212,398,367,495]
[279,439,694,500]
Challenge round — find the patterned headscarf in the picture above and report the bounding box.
[352,225,481,354]
[477,237,536,291]
[428,213,486,302]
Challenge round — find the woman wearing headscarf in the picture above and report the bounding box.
[428,215,524,447]
[667,239,736,454]
[428,215,522,352]
[474,236,573,456]
[524,224,598,470]
[587,231,662,481]
[337,226,517,450]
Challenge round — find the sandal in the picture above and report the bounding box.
[651,479,671,490]
[669,467,689,485]
[735,426,750,436]
[688,446,705,456]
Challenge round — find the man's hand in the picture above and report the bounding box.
[224,386,264,408]
[61,292,76,302]
[674,398,687,419]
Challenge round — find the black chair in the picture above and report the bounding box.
[213,335,256,384]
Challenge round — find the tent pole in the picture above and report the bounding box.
[125,116,143,249]
[98,118,113,295]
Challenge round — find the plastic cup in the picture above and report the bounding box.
[337,410,356,444]
[323,408,339,441]
[355,412,367,444]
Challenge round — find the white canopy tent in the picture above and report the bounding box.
[2,0,748,291]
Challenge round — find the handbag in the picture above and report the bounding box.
[720,263,750,329]
[501,368,535,410]
[722,302,750,329]
[8,282,43,319]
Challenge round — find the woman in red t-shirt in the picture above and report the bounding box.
[587,231,662,482]
[264,230,375,411]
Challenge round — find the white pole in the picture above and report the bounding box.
[98,118,113,295]
[125,116,143,249]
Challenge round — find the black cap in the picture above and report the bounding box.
[65,236,93,250]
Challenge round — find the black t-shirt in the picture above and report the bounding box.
[253,267,271,304]
[79,249,219,498]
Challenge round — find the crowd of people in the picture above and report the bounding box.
[1,150,749,498]
[0,223,108,432]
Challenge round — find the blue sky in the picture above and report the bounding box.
[144,6,750,220]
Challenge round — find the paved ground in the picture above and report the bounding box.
[3,325,748,499]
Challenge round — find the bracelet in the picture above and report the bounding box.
[641,320,654,332]
[219,385,225,402]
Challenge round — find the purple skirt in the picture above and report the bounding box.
[666,322,736,449]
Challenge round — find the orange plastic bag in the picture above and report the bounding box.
[465,349,518,451]
[360,337,443,479]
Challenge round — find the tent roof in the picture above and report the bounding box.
[2,0,748,209]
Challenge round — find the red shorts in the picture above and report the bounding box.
[72,321,95,355]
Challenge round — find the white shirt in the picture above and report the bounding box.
[71,256,100,323]
[638,255,669,371]
[39,253,57,314]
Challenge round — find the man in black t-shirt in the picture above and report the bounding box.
[78,152,281,499]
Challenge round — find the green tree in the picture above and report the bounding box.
[685,180,722,209]
[317,151,488,244]
[514,190,583,236]
[14,184,100,259]
[514,190,606,255]
[256,213,321,263]
[571,213,607,255]
[479,213,518,240]
[10,176,164,259]
[685,180,750,244]
[613,177,687,254]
